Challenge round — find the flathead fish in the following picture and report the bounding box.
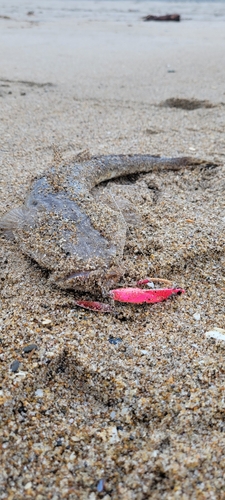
[0,155,211,294]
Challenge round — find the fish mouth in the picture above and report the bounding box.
[63,268,122,293]
[53,269,101,292]
[52,267,122,292]
[65,269,120,282]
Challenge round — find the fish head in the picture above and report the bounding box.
[0,208,124,293]
[52,265,123,294]
[43,201,124,293]
[0,179,125,294]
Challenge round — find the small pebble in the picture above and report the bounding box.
[24,482,32,490]
[10,360,20,372]
[110,411,116,419]
[193,312,201,320]
[55,438,63,447]
[35,389,43,397]
[41,318,52,326]
[147,281,155,288]
[97,479,105,493]
[71,435,81,442]
[108,337,122,345]
[23,344,37,353]
[108,426,120,444]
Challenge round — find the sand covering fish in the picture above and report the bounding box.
[0,155,216,297]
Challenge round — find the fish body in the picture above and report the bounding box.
[0,155,209,293]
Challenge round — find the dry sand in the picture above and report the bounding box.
[0,1,225,499]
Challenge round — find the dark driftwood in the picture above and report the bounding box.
[143,14,180,22]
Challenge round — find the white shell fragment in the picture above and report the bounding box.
[35,389,44,397]
[205,328,225,341]
[108,426,120,444]
[41,319,52,326]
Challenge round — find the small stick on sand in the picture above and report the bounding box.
[143,14,180,22]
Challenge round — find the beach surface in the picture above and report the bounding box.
[0,1,225,498]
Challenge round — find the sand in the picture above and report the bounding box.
[0,1,225,499]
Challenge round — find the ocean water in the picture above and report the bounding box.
[1,0,225,22]
[0,0,224,97]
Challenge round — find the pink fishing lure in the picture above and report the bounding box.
[74,300,113,313]
[74,287,185,311]
[109,287,185,303]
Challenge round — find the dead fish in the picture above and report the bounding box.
[0,155,213,294]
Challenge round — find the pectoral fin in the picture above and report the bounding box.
[0,207,35,232]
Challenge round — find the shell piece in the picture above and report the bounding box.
[205,329,225,341]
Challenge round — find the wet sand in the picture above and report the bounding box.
[0,1,225,499]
